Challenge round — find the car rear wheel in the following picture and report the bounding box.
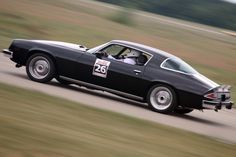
[26,53,55,83]
[147,84,177,114]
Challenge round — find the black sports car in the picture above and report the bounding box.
[2,39,234,114]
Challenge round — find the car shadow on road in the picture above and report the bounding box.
[169,113,227,127]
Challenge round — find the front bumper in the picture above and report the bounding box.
[202,100,234,110]
[2,49,13,58]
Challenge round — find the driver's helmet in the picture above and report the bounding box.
[126,50,140,58]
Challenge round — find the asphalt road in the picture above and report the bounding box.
[0,55,236,144]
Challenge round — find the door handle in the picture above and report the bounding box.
[134,70,141,74]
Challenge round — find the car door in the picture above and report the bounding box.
[97,44,149,97]
[104,57,147,97]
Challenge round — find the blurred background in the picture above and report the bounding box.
[0,0,236,156]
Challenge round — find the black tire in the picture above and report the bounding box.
[56,77,71,85]
[26,53,55,83]
[147,84,177,114]
[174,108,193,114]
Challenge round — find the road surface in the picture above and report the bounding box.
[0,55,236,144]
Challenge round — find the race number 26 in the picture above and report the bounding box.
[92,59,111,78]
[94,64,107,74]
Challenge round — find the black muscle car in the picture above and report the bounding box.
[2,39,234,114]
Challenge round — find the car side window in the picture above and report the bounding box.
[100,44,151,66]
[102,44,124,55]
[161,58,197,74]
[163,59,179,70]
[121,48,131,56]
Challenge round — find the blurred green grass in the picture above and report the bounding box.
[0,82,235,157]
[0,0,235,99]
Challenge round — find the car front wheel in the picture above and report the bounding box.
[26,53,55,83]
[147,84,177,114]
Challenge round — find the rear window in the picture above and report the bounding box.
[161,58,197,74]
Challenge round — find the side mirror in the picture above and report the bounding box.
[93,51,107,59]
[93,51,103,59]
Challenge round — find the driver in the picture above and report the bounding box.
[123,50,140,65]
[107,49,140,65]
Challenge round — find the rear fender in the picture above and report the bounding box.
[145,81,179,104]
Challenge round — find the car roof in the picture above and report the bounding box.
[110,40,175,58]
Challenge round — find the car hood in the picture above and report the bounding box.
[32,40,88,51]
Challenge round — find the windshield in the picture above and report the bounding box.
[161,58,198,74]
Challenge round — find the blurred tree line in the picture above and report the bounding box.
[96,0,236,31]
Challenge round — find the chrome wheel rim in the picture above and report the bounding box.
[150,86,173,110]
[29,56,50,79]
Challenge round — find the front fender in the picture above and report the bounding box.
[28,47,55,57]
